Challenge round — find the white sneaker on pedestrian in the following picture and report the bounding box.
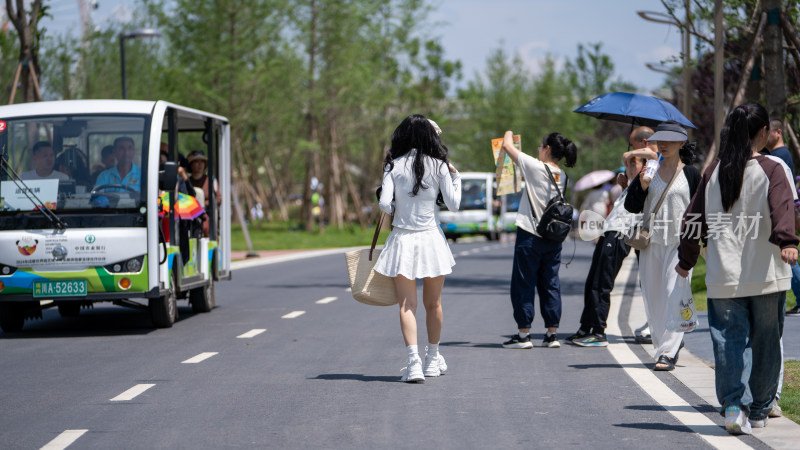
[423,351,447,377]
[750,417,768,428]
[724,405,751,435]
[400,356,424,383]
[769,403,783,418]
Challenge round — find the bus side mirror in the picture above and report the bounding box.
[159,161,178,191]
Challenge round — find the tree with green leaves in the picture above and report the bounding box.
[4,0,45,103]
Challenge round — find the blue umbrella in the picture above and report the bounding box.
[574,92,695,129]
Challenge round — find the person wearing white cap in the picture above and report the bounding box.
[624,120,701,371]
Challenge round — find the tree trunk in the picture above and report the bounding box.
[704,12,767,169]
[6,0,43,104]
[303,0,318,232]
[763,0,786,120]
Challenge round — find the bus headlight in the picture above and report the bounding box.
[126,258,143,272]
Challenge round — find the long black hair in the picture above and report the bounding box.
[542,132,578,168]
[384,114,450,197]
[718,102,769,211]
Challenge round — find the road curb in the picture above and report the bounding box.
[230,246,366,271]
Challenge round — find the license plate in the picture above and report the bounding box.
[33,280,87,298]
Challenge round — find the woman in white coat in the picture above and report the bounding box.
[374,114,461,383]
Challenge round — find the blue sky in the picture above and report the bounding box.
[37,0,684,94]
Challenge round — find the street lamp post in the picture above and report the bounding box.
[119,28,161,99]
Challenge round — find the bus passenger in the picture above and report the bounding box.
[20,141,70,181]
[90,145,116,184]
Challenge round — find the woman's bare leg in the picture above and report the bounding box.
[395,275,418,346]
[422,276,445,344]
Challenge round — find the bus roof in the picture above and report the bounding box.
[0,100,229,124]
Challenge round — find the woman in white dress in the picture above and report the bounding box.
[624,121,700,371]
[374,114,461,383]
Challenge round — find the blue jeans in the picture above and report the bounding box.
[510,228,562,329]
[707,292,785,420]
[791,263,800,298]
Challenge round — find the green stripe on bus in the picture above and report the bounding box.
[95,267,116,292]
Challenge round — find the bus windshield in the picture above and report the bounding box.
[0,114,149,214]
[460,179,487,211]
[506,190,523,212]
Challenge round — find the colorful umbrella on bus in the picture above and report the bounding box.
[158,192,205,220]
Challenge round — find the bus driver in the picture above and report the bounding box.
[94,137,141,192]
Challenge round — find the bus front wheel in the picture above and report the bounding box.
[190,282,215,313]
[149,288,177,328]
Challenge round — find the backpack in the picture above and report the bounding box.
[530,165,573,243]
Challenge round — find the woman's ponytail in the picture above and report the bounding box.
[544,132,578,168]
[679,142,697,165]
[718,103,769,211]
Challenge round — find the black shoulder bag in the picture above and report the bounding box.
[531,165,573,243]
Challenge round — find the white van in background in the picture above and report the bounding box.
[438,172,501,242]
[499,184,524,233]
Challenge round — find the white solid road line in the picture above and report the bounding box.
[282,310,306,319]
[315,296,337,304]
[237,328,267,338]
[110,384,155,402]
[181,352,219,364]
[609,256,752,450]
[40,429,88,450]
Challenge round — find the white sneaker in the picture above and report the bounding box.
[769,403,783,418]
[750,417,768,428]
[400,356,424,383]
[423,351,447,377]
[724,405,751,435]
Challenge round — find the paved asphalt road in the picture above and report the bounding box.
[1,237,794,449]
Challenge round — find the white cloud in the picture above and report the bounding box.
[516,40,566,75]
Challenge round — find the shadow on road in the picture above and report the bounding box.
[0,305,200,338]
[625,404,719,414]
[614,422,695,433]
[440,340,503,348]
[310,374,398,383]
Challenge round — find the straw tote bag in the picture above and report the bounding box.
[344,213,399,306]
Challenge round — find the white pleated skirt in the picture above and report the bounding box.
[373,226,455,279]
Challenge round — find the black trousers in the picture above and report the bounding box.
[580,231,631,332]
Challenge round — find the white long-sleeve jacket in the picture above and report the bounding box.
[378,149,461,231]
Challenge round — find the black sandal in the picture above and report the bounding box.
[654,354,675,371]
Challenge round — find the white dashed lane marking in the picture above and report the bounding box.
[315,297,337,304]
[458,251,470,256]
[40,429,88,450]
[181,352,218,364]
[110,384,155,401]
[282,310,306,319]
[237,328,267,338]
